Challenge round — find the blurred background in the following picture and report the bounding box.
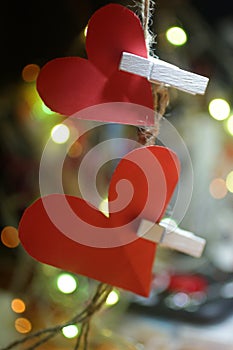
[1,0,233,349]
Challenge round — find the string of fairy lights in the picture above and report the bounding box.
[1,19,233,342]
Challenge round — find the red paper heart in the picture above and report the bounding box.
[19,146,180,296]
[37,4,154,123]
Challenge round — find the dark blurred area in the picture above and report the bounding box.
[0,0,120,89]
[0,0,232,88]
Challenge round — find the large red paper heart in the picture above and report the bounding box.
[19,146,180,296]
[37,4,154,123]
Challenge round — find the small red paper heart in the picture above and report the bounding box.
[19,146,180,296]
[37,4,154,123]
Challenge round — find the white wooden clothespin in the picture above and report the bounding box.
[120,52,209,95]
[137,219,206,258]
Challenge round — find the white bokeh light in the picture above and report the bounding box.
[166,26,187,46]
[208,98,230,121]
[62,325,79,338]
[51,124,70,144]
[56,273,77,294]
[105,290,120,306]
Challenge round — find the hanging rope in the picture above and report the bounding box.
[137,0,169,146]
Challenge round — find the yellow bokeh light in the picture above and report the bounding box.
[62,325,79,339]
[22,64,40,82]
[208,98,230,121]
[84,25,88,37]
[41,102,55,115]
[226,171,233,193]
[57,273,77,294]
[209,178,227,199]
[11,299,26,313]
[166,26,187,46]
[51,124,70,144]
[1,226,20,248]
[105,290,120,306]
[226,115,233,136]
[15,318,32,334]
[99,197,109,218]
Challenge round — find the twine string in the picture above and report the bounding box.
[138,0,169,146]
[142,0,150,49]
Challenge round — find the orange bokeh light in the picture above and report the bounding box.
[209,178,227,199]
[22,64,40,82]
[11,298,26,313]
[1,226,20,248]
[15,317,32,334]
[68,142,83,158]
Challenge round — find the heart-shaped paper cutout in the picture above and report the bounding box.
[37,4,154,123]
[19,146,180,296]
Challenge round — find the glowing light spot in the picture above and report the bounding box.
[68,142,83,158]
[173,292,190,308]
[11,299,26,313]
[105,290,120,306]
[51,124,70,144]
[226,171,233,193]
[1,226,20,248]
[22,64,40,82]
[101,328,113,338]
[209,178,227,199]
[166,26,187,46]
[226,115,233,136]
[57,274,77,294]
[62,325,79,339]
[99,197,109,218]
[208,98,230,121]
[41,102,54,115]
[15,318,32,334]
[84,25,88,37]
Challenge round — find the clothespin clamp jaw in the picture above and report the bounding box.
[137,219,206,258]
[120,52,209,95]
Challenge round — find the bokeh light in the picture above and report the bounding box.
[99,197,109,217]
[68,142,83,158]
[57,273,78,294]
[41,102,55,115]
[11,299,26,313]
[209,178,227,199]
[62,325,79,339]
[226,171,233,193]
[166,26,187,46]
[84,25,88,37]
[22,64,40,82]
[51,124,70,144]
[15,318,32,334]
[226,115,233,136]
[105,290,120,306]
[1,226,20,248]
[208,98,230,121]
